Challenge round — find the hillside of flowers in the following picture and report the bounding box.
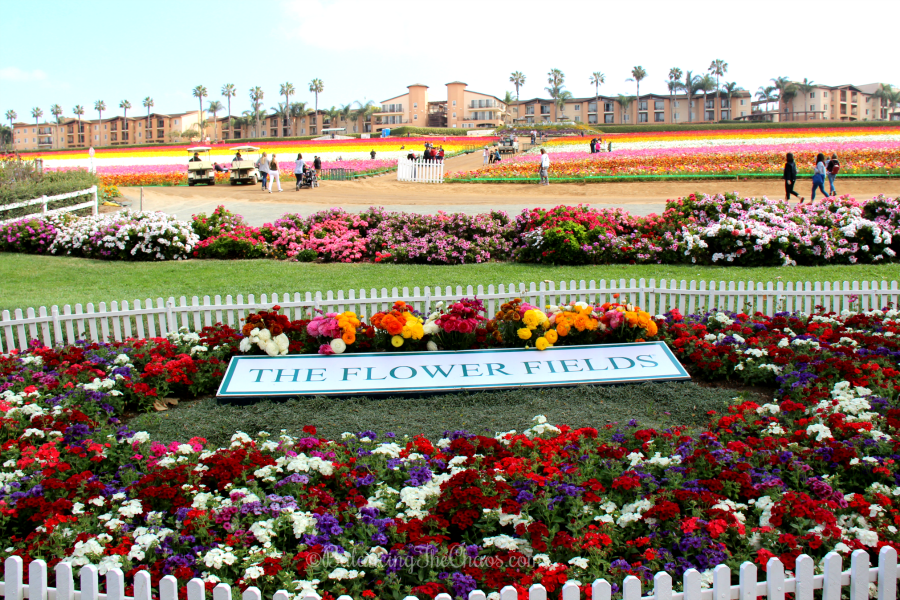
[450,127,900,180]
[1,295,899,599]
[1,193,898,266]
[28,137,489,187]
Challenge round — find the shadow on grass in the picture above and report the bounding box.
[129,381,767,446]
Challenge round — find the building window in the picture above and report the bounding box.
[574,104,581,111]
[809,92,815,98]
[413,102,417,108]
[740,99,745,105]
[526,106,534,114]
[674,112,680,120]
[721,111,730,120]
[674,101,680,107]
[604,102,614,112]
[654,101,664,110]
[452,100,456,106]
[540,105,550,114]
[706,110,715,121]
[414,114,417,120]
[740,111,746,117]
[824,91,829,98]
[574,116,581,122]
[810,104,816,111]
[720,98,728,108]
[588,102,597,113]
[639,101,648,110]
[638,113,648,123]
[588,115,597,124]
[654,112,665,122]
[623,114,630,123]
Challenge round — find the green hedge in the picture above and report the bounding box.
[0,169,99,220]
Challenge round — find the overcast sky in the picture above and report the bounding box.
[1,0,896,122]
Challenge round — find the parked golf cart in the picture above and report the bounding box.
[229,145,260,185]
[186,146,215,186]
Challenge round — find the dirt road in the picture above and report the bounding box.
[120,155,900,225]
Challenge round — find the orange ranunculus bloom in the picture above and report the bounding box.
[382,314,404,336]
[557,322,571,337]
[342,331,356,345]
[573,314,589,331]
[371,313,386,328]
[646,321,658,336]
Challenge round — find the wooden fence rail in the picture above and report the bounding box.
[397,158,444,183]
[2,278,898,352]
[0,186,98,224]
[1,549,898,600]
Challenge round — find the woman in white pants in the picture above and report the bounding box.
[267,154,283,193]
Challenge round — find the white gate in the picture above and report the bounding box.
[397,158,443,183]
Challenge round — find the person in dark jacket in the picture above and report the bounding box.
[313,156,322,173]
[826,153,840,196]
[783,152,803,203]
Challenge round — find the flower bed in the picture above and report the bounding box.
[450,127,900,180]
[2,194,898,267]
[1,299,899,599]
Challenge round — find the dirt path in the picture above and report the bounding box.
[121,177,900,226]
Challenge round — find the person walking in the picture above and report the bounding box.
[590,138,596,154]
[313,155,322,175]
[370,150,376,159]
[783,152,803,203]
[826,153,840,197]
[88,145,95,173]
[811,153,829,202]
[483,146,489,165]
[257,152,269,190]
[293,153,306,190]
[538,148,550,186]
[267,154,283,192]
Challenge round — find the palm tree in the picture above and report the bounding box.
[509,71,525,122]
[207,100,223,140]
[118,99,131,142]
[756,86,777,114]
[720,82,742,119]
[793,78,816,121]
[771,77,796,114]
[708,59,728,121]
[290,101,309,135]
[4,110,15,150]
[680,71,700,123]
[142,97,154,141]
[221,84,236,140]
[589,71,605,125]
[698,74,716,122]
[873,84,900,120]
[349,100,377,132]
[50,104,63,148]
[73,105,84,145]
[616,95,635,124]
[192,85,208,138]
[545,68,565,121]
[279,82,295,135]
[249,86,264,138]
[309,79,324,128]
[31,107,43,126]
[665,68,683,123]
[324,106,341,130]
[555,91,573,121]
[270,104,290,137]
[94,100,106,135]
[626,66,648,124]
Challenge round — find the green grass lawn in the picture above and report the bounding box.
[2,253,898,312]
[129,381,757,446]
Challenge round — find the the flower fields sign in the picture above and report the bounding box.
[216,341,689,397]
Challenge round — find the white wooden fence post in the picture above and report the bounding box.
[766,557,785,600]
[591,579,611,600]
[92,185,99,216]
[822,551,843,600]
[106,568,125,600]
[621,575,641,600]
[212,583,232,600]
[528,583,547,600]
[55,563,75,600]
[133,570,152,600]
[850,549,870,600]
[160,575,178,600]
[79,565,99,600]
[878,545,898,600]
[29,560,48,600]
[561,581,580,600]
[4,557,24,600]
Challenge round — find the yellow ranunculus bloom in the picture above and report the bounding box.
[410,323,424,339]
[391,335,404,347]
[517,327,532,340]
[646,321,658,336]
[544,329,558,344]
[535,337,550,351]
[522,310,541,328]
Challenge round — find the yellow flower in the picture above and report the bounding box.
[517,327,532,340]
[544,329,558,344]
[522,310,541,328]
[535,337,550,351]
[391,335,404,347]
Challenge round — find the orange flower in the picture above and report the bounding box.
[381,314,404,336]
[557,322,571,337]
[342,331,356,345]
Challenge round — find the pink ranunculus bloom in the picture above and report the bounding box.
[318,343,335,355]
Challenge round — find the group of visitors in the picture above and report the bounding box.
[484,146,503,165]
[407,143,444,162]
[589,138,611,153]
[250,152,321,192]
[783,152,841,204]
[529,130,543,144]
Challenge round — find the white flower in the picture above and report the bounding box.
[330,338,346,354]
[426,340,438,351]
[274,333,290,352]
[568,556,589,569]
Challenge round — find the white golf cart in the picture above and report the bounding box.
[186,146,215,186]
[228,145,261,185]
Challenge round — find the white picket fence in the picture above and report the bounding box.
[397,158,444,183]
[0,186,99,224]
[1,278,898,353]
[1,549,898,600]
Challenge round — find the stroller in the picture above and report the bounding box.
[296,168,319,189]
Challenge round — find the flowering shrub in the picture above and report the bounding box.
[2,195,898,265]
[1,304,899,599]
